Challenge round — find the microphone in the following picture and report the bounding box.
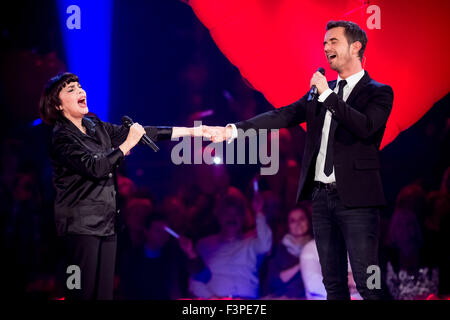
[308,67,326,101]
[121,116,160,152]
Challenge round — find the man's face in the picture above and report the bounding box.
[323,27,358,72]
[58,81,88,119]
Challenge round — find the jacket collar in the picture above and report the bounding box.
[329,70,371,105]
[54,115,96,137]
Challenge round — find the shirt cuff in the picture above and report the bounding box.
[318,88,333,102]
[156,126,173,141]
[106,148,124,166]
[225,123,238,144]
[144,126,173,141]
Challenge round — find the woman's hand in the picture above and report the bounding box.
[178,235,198,260]
[171,125,205,139]
[119,122,146,155]
[252,193,264,214]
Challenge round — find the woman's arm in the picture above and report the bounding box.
[300,241,327,300]
[279,263,301,283]
[52,122,145,179]
[144,126,204,141]
[171,127,196,139]
[250,194,273,255]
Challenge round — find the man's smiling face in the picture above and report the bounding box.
[323,26,358,72]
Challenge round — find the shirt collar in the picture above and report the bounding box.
[337,69,365,90]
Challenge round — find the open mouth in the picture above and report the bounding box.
[328,54,337,61]
[78,97,87,107]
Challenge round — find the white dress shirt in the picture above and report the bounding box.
[226,69,366,183]
[314,69,365,183]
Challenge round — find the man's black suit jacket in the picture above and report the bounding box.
[235,71,394,207]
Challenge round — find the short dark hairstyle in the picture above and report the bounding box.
[39,72,79,125]
[289,203,313,237]
[326,20,367,61]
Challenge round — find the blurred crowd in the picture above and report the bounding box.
[0,0,448,300]
[0,125,448,300]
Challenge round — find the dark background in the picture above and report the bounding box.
[0,0,448,299]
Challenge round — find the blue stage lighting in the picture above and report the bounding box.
[57,0,113,121]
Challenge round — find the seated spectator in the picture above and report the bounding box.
[189,187,272,299]
[301,240,362,300]
[161,195,189,237]
[178,185,219,241]
[424,167,450,297]
[387,183,426,273]
[117,174,137,204]
[117,212,206,299]
[263,205,312,299]
[122,198,153,248]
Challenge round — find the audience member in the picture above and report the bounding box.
[301,239,362,300]
[189,187,272,299]
[262,205,312,299]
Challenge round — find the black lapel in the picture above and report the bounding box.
[55,117,85,137]
[345,70,371,106]
[82,116,97,136]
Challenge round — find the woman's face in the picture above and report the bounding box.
[58,81,88,120]
[217,206,245,236]
[288,209,310,237]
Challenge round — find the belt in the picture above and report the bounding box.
[314,181,337,191]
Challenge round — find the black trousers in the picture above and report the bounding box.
[311,186,382,300]
[63,234,117,300]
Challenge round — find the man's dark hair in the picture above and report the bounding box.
[326,20,367,61]
[39,72,79,125]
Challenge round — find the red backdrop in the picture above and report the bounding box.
[189,0,450,148]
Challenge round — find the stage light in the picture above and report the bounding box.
[57,0,113,121]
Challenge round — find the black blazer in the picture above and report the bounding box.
[235,71,393,207]
[51,115,172,236]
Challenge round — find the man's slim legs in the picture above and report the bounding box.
[334,200,382,300]
[311,187,351,300]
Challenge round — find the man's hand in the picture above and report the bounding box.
[310,71,329,95]
[202,125,232,143]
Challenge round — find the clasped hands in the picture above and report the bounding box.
[187,72,328,143]
[192,125,233,143]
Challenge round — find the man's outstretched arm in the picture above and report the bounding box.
[203,91,309,143]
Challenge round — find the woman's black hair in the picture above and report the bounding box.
[39,72,79,125]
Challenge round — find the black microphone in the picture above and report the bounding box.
[121,116,160,152]
[308,67,326,101]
